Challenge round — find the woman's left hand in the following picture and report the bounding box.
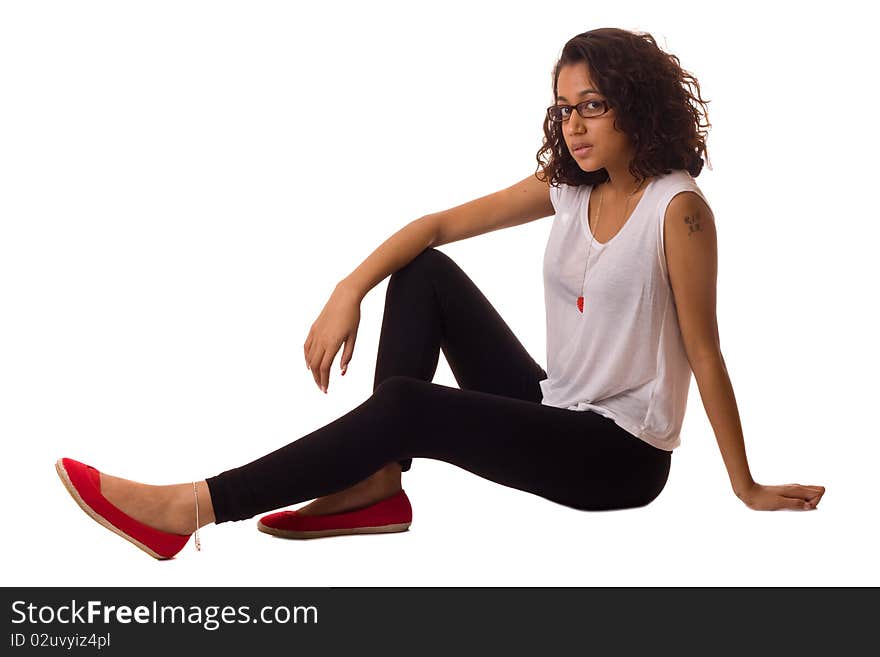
[737,482,825,511]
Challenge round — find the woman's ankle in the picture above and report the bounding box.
[378,462,403,485]
[164,481,215,533]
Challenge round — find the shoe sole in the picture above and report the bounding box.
[256,520,411,540]
[55,459,169,560]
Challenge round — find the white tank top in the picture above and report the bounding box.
[538,169,711,451]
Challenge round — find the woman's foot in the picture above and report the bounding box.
[296,463,402,516]
[98,473,214,535]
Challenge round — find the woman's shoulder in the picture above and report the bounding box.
[550,179,588,211]
[644,171,712,244]
[652,169,709,205]
[654,168,699,187]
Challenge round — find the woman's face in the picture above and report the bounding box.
[555,61,634,173]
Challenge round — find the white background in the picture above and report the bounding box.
[1,0,877,586]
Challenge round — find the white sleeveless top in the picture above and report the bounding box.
[538,169,711,451]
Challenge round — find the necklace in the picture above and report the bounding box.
[577,177,647,313]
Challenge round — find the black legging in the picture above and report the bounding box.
[205,247,672,522]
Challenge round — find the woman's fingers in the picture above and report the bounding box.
[805,485,824,501]
[754,485,822,510]
[304,333,313,368]
[308,346,324,390]
[306,341,348,392]
[744,483,825,510]
[340,333,356,375]
[320,349,335,393]
[780,484,825,504]
[303,290,361,390]
[780,495,808,511]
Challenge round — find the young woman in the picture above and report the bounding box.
[56,27,825,560]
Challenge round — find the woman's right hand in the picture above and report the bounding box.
[304,283,362,393]
[737,482,826,511]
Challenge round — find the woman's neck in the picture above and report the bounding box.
[598,175,649,201]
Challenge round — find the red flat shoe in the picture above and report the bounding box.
[257,489,412,539]
[55,457,193,560]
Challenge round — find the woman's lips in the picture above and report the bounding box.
[572,145,593,157]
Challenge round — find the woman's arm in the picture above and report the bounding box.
[335,214,437,303]
[663,191,753,491]
[306,174,553,393]
[689,352,754,495]
[337,173,553,302]
[662,192,825,509]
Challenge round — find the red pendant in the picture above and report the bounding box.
[577,296,584,313]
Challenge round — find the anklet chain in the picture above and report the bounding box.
[192,481,201,551]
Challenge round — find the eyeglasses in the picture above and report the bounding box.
[546,99,611,123]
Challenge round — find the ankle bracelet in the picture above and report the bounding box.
[192,481,201,551]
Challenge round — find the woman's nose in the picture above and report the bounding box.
[566,109,588,132]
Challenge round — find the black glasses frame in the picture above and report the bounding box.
[547,99,611,123]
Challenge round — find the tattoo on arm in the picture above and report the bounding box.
[684,211,703,237]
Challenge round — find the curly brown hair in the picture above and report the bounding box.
[535,27,712,188]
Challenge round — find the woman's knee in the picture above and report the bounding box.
[389,247,454,284]
[372,375,426,414]
[369,376,431,455]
